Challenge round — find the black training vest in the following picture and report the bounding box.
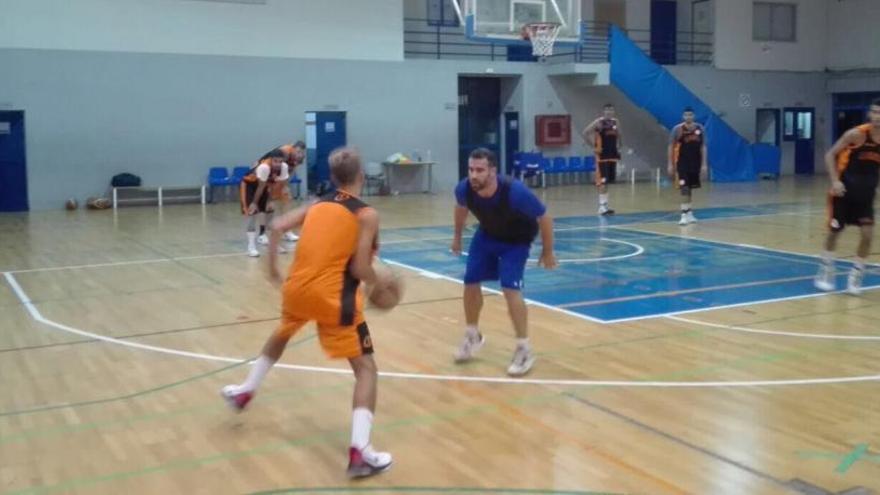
[465,177,539,244]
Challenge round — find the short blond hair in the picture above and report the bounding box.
[328,146,362,186]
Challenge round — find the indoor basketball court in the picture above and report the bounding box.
[1,1,879,494]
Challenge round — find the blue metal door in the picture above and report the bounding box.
[0,111,28,211]
[784,108,815,175]
[306,111,347,193]
[504,112,520,175]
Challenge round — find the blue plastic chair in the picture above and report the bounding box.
[207,167,231,202]
[231,166,251,185]
[208,167,230,185]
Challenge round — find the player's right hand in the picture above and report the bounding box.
[667,164,674,177]
[247,203,258,215]
[831,180,846,197]
[450,238,462,256]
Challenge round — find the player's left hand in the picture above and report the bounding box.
[538,250,558,270]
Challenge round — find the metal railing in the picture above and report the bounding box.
[403,18,713,66]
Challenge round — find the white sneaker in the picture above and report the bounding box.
[686,211,697,224]
[507,346,535,377]
[283,232,299,242]
[247,246,260,257]
[277,244,288,254]
[257,234,269,245]
[598,205,615,216]
[847,268,863,295]
[347,446,393,479]
[220,384,254,412]
[454,331,485,363]
[814,264,835,292]
[678,214,689,226]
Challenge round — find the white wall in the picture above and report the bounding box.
[826,0,880,70]
[713,0,827,72]
[669,65,830,175]
[0,0,404,61]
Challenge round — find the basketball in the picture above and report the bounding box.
[368,262,404,310]
[64,198,78,210]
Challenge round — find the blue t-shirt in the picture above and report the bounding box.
[455,177,546,219]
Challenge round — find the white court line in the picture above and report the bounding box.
[379,258,607,324]
[667,314,880,341]
[5,271,880,388]
[459,238,645,264]
[611,224,880,269]
[8,252,246,274]
[599,283,880,324]
[0,206,817,274]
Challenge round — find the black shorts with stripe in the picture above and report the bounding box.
[596,160,618,185]
[677,162,702,189]
[829,192,875,232]
[240,181,271,215]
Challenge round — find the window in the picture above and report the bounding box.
[753,2,796,42]
[783,109,813,141]
[427,0,460,27]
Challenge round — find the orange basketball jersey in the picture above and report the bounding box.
[282,191,371,325]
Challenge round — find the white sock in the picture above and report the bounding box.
[247,231,257,249]
[599,193,608,206]
[681,203,691,213]
[465,324,480,340]
[516,338,530,350]
[351,407,373,450]
[240,355,275,392]
[821,251,834,267]
[855,258,866,271]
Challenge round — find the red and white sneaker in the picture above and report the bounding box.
[347,446,393,479]
[220,385,254,412]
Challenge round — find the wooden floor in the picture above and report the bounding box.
[1,177,878,495]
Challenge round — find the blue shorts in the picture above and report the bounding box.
[464,230,531,290]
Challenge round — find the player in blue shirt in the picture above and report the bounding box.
[451,148,558,376]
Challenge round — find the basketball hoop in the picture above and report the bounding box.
[522,22,562,57]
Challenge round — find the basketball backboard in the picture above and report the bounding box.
[450,0,582,46]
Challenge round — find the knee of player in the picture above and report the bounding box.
[351,354,378,375]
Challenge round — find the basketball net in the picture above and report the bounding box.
[523,22,562,57]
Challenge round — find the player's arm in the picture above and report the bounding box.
[667,125,680,176]
[700,125,709,174]
[616,120,623,152]
[451,206,468,256]
[825,129,860,196]
[537,213,558,269]
[581,117,601,144]
[514,184,557,269]
[451,182,469,256]
[350,207,381,285]
[249,164,270,212]
[581,117,600,139]
[264,201,313,286]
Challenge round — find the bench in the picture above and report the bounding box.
[112,185,207,209]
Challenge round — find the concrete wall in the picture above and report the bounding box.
[0,0,404,61]
[826,0,880,71]
[713,0,827,72]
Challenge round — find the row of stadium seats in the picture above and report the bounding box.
[512,153,598,187]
